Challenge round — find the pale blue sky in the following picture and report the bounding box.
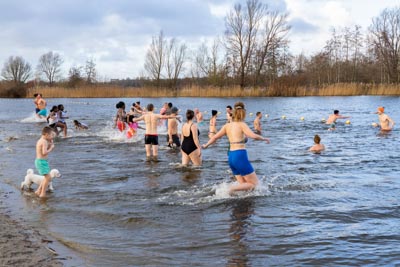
[0,0,396,80]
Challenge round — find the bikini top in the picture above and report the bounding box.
[229,137,248,145]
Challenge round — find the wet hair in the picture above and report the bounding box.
[116,101,125,109]
[226,105,232,110]
[147,103,154,111]
[186,109,195,121]
[168,102,173,108]
[42,126,55,136]
[50,105,58,112]
[212,110,218,116]
[232,102,246,122]
[58,104,64,111]
[73,120,80,125]
[256,111,261,116]
[314,134,321,144]
[334,110,339,115]
[33,93,38,97]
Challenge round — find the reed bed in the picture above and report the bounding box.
[24,83,400,98]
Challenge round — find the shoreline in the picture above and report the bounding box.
[0,184,84,267]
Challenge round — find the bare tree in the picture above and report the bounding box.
[1,56,32,85]
[192,42,210,79]
[85,58,97,84]
[68,66,84,88]
[369,7,400,83]
[165,38,187,87]
[37,51,63,86]
[225,0,264,87]
[144,31,166,86]
[254,10,291,84]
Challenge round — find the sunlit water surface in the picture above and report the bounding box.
[0,96,399,266]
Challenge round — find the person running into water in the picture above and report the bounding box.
[309,134,325,153]
[209,110,218,139]
[168,107,181,148]
[132,103,175,162]
[34,93,47,118]
[114,101,127,131]
[376,106,395,131]
[57,104,68,137]
[181,109,202,166]
[253,111,262,134]
[47,106,67,137]
[326,110,350,128]
[203,102,270,194]
[35,126,56,198]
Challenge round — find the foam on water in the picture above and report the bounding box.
[20,112,47,123]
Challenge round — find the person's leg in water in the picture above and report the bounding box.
[152,145,159,162]
[145,144,152,161]
[229,172,259,194]
[35,174,51,198]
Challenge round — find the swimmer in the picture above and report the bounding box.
[208,110,218,139]
[168,107,181,148]
[226,105,233,123]
[114,101,127,130]
[194,108,204,124]
[376,106,395,131]
[35,93,47,118]
[181,110,202,166]
[73,120,88,130]
[132,103,176,162]
[309,134,325,153]
[326,110,350,125]
[203,102,270,194]
[253,111,262,134]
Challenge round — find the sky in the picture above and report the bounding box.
[0,0,397,80]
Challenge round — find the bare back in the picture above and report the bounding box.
[36,137,50,159]
[226,122,248,151]
[144,113,162,134]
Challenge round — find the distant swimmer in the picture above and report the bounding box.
[253,111,262,134]
[194,108,204,124]
[309,134,325,153]
[226,105,233,123]
[203,102,270,194]
[132,103,176,162]
[167,107,181,148]
[208,110,218,139]
[326,110,350,128]
[376,106,395,131]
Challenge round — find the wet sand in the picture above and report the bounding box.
[0,192,63,267]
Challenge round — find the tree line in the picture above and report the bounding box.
[2,0,400,96]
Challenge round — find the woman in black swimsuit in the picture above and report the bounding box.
[181,110,202,166]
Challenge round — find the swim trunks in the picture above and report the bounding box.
[167,134,181,147]
[37,109,47,116]
[145,134,159,145]
[181,124,198,155]
[228,149,254,176]
[35,158,50,175]
[35,108,40,113]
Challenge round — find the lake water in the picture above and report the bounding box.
[0,96,399,266]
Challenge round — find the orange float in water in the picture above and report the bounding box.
[117,121,126,132]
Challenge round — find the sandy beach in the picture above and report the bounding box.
[0,191,64,267]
